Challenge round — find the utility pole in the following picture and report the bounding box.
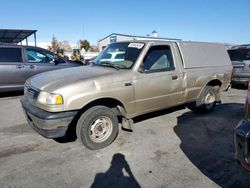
[82,24,85,40]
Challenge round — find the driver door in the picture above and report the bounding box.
[134,45,183,115]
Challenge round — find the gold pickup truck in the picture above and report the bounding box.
[21,40,232,149]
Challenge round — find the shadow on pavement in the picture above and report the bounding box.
[91,153,141,188]
[133,105,185,123]
[174,103,250,188]
[0,91,23,98]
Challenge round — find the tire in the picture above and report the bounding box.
[76,106,119,150]
[187,86,218,114]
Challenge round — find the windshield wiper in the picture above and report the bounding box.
[99,61,120,70]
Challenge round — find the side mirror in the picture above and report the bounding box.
[53,57,65,65]
[138,65,145,73]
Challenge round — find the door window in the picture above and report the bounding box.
[27,49,53,63]
[0,48,22,62]
[143,46,174,72]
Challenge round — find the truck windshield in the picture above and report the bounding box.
[228,49,250,61]
[93,42,144,69]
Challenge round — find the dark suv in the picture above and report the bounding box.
[228,44,250,86]
[0,43,82,92]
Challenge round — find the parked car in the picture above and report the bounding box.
[21,40,232,150]
[228,44,250,86]
[235,84,250,172]
[99,51,125,63]
[0,43,82,92]
[84,56,97,65]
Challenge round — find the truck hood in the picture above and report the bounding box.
[28,66,121,91]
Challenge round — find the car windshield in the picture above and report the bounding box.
[93,42,144,69]
[228,48,250,61]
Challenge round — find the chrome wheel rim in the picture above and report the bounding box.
[205,92,216,105]
[89,116,113,143]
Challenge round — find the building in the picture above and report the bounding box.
[98,32,180,51]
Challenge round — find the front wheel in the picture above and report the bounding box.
[76,106,119,150]
[187,86,218,114]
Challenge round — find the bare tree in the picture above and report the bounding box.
[59,40,72,52]
[48,35,60,53]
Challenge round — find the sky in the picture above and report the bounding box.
[0,0,249,46]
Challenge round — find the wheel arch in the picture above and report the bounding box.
[65,97,126,140]
[197,79,222,102]
[205,79,222,87]
[78,97,126,116]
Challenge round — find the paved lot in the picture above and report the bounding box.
[0,88,250,188]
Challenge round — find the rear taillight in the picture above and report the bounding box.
[247,84,250,104]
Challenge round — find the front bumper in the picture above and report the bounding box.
[232,75,250,85]
[21,97,78,139]
[235,120,250,172]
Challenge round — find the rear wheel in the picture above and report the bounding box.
[187,86,217,114]
[76,106,119,150]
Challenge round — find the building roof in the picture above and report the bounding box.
[0,29,37,43]
[98,33,181,42]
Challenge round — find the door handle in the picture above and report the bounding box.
[172,75,178,80]
[125,82,133,86]
[30,65,36,69]
[16,65,25,69]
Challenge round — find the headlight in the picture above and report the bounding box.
[37,91,63,105]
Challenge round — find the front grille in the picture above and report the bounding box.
[24,84,39,99]
[235,130,250,164]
